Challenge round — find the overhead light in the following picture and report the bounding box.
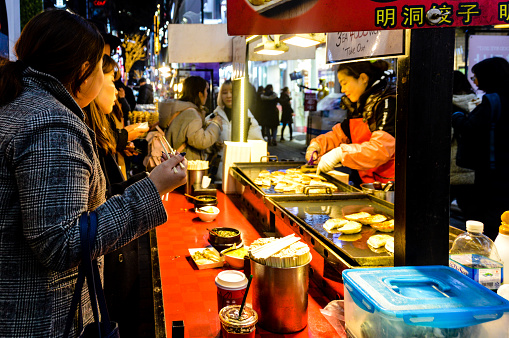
[246,35,259,43]
[281,33,326,47]
[494,24,509,29]
[254,35,289,55]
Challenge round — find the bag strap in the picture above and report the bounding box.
[485,93,501,170]
[63,212,114,338]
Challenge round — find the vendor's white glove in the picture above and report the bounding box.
[317,148,343,174]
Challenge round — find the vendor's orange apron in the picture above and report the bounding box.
[349,118,395,183]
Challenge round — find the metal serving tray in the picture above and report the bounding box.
[265,194,395,267]
[230,161,361,197]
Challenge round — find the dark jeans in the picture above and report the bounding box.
[281,123,292,140]
[263,126,278,141]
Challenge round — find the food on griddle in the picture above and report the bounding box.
[254,169,337,193]
[249,234,310,268]
[337,233,362,241]
[344,212,371,220]
[367,234,393,248]
[323,218,362,234]
[385,237,394,253]
[357,214,387,225]
[370,219,395,232]
[192,248,221,265]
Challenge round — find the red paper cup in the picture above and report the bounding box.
[215,270,248,313]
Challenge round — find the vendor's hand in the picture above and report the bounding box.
[125,123,150,141]
[149,153,187,194]
[305,142,321,162]
[317,148,343,174]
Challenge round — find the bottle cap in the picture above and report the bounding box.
[466,220,484,233]
[500,223,509,235]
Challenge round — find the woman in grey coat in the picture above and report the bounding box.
[162,76,223,161]
[0,10,187,337]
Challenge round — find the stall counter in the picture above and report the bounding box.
[156,190,340,337]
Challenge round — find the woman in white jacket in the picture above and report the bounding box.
[208,80,263,182]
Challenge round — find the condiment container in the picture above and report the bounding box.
[343,266,509,338]
[219,305,257,338]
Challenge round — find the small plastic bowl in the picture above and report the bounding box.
[222,246,249,269]
[195,206,220,222]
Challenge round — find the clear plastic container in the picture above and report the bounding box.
[494,223,509,285]
[449,221,503,290]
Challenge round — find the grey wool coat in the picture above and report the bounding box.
[161,100,221,161]
[0,68,167,337]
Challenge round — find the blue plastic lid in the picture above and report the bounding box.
[343,266,509,328]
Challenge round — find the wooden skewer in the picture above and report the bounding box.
[156,136,178,173]
[160,135,185,169]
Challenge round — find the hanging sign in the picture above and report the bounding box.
[326,30,404,63]
[227,0,507,35]
[304,93,317,111]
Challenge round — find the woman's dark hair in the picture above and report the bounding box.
[179,76,208,107]
[453,70,474,95]
[281,87,289,94]
[472,57,509,93]
[265,84,273,93]
[337,60,389,87]
[0,9,104,105]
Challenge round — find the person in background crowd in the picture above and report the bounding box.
[0,10,186,337]
[306,60,396,185]
[116,79,136,119]
[207,80,263,182]
[162,76,223,160]
[260,84,280,146]
[83,54,154,336]
[452,57,509,240]
[450,71,478,219]
[279,86,293,142]
[255,85,265,138]
[137,77,154,104]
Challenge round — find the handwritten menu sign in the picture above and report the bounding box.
[326,30,404,64]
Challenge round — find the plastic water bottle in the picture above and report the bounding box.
[494,222,509,285]
[449,220,503,290]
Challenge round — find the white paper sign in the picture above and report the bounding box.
[326,30,404,64]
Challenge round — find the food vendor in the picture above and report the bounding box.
[305,60,396,185]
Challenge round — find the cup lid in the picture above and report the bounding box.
[215,270,247,290]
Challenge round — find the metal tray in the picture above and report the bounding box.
[231,161,361,197]
[265,194,395,267]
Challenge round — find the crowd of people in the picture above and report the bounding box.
[1,7,507,338]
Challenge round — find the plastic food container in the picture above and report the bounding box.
[343,266,509,338]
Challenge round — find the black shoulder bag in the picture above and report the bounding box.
[64,212,120,338]
[456,93,501,170]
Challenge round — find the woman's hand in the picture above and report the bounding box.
[148,153,187,194]
[125,123,150,141]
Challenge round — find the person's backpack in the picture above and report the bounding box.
[456,93,501,170]
[143,126,167,172]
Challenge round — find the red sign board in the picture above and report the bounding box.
[227,0,506,35]
[304,93,317,111]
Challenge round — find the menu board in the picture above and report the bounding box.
[228,0,507,35]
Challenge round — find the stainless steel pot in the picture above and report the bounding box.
[250,258,310,333]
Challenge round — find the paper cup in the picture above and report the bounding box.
[219,305,257,338]
[215,270,248,313]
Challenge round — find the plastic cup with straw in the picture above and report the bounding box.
[238,274,253,320]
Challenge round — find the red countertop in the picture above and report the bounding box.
[157,190,341,337]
